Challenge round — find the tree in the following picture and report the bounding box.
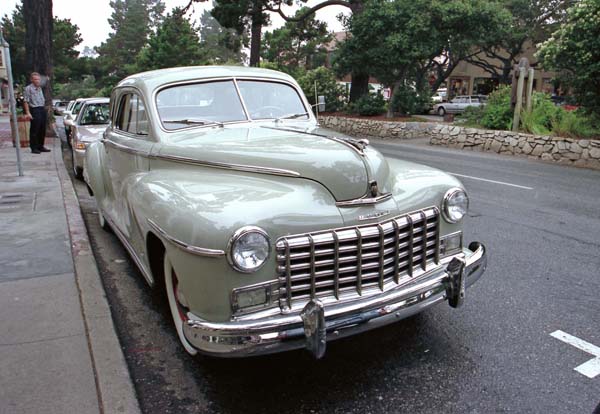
[136,8,207,71]
[537,0,600,115]
[96,0,165,89]
[1,6,27,84]
[261,7,332,71]
[465,0,575,84]
[334,0,510,116]
[23,0,53,106]
[52,18,83,83]
[183,0,370,102]
[198,10,246,64]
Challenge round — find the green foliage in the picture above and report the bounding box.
[519,92,558,135]
[198,10,246,64]
[390,84,431,115]
[537,0,600,115]
[347,93,387,116]
[296,67,347,113]
[96,0,166,87]
[261,7,332,71]
[551,110,600,139]
[334,0,511,98]
[55,75,101,100]
[481,86,513,130]
[2,6,83,84]
[135,8,207,71]
[458,106,486,126]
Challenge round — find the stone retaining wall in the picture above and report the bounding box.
[318,115,600,170]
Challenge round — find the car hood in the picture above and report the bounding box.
[156,124,385,202]
[78,125,108,142]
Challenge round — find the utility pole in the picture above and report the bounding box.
[0,31,24,176]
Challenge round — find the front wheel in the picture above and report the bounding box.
[164,253,198,355]
[96,200,110,231]
[437,107,446,116]
[72,147,83,180]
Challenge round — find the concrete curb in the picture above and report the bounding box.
[52,138,141,414]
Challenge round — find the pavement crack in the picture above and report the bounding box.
[0,332,83,347]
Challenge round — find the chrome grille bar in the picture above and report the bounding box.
[276,207,440,309]
[356,227,363,295]
[332,230,340,299]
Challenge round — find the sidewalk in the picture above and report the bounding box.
[0,116,140,414]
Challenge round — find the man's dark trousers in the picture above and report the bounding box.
[29,107,47,150]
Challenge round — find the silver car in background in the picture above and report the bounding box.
[434,95,487,116]
[71,98,109,179]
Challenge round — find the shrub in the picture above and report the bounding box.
[390,84,431,115]
[481,86,513,130]
[520,93,559,135]
[347,93,387,116]
[457,105,485,126]
[296,67,348,113]
[551,110,600,139]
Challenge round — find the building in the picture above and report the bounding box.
[0,48,8,112]
[447,40,557,98]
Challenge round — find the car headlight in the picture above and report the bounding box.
[443,188,469,223]
[227,226,270,273]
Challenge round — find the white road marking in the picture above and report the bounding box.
[449,173,533,190]
[550,330,600,379]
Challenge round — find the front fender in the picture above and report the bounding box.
[128,168,344,322]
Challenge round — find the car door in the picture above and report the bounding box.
[103,89,154,239]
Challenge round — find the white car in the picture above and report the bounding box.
[71,98,109,179]
[434,95,487,116]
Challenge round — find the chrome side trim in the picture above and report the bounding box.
[147,218,225,257]
[102,209,154,285]
[150,153,301,178]
[335,192,393,207]
[101,138,150,157]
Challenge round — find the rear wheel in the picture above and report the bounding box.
[437,107,446,116]
[164,253,198,355]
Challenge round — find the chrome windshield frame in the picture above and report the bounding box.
[152,76,315,134]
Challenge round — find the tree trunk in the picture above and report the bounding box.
[23,0,53,106]
[23,0,54,136]
[349,71,369,103]
[347,0,369,103]
[249,2,262,67]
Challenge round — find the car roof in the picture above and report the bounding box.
[116,65,298,94]
[80,98,109,105]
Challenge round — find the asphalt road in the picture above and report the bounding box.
[60,126,600,414]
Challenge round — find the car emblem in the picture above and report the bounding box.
[358,210,391,221]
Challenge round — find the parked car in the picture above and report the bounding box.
[71,98,110,179]
[431,88,447,104]
[434,95,487,116]
[85,66,487,358]
[53,100,69,115]
[63,98,87,143]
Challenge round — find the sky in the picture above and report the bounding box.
[1,0,349,52]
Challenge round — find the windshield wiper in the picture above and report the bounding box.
[275,112,309,122]
[164,118,224,127]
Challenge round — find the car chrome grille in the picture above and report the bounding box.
[275,207,440,310]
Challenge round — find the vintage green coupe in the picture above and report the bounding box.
[84,66,487,358]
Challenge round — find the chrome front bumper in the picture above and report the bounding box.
[182,242,487,358]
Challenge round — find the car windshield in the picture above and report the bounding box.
[72,101,84,115]
[156,79,308,130]
[157,80,247,130]
[79,103,110,125]
[236,80,308,121]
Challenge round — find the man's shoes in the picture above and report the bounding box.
[39,147,51,152]
[31,149,41,154]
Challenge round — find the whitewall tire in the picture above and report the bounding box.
[164,252,198,355]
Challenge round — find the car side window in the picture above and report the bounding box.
[115,93,149,136]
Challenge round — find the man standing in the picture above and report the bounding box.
[23,72,50,154]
